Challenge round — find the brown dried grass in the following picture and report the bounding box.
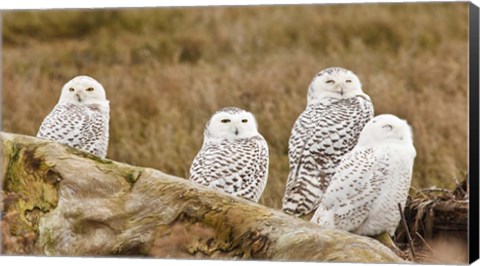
[1,2,468,210]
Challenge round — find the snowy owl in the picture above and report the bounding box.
[37,75,110,158]
[283,67,374,216]
[189,107,269,202]
[311,114,416,237]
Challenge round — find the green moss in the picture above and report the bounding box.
[43,227,54,246]
[4,141,21,190]
[124,170,142,184]
[65,146,113,164]
[2,140,61,254]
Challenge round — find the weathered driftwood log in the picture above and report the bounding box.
[1,132,403,263]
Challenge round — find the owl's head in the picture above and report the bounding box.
[59,75,107,104]
[358,114,414,147]
[307,67,367,104]
[204,107,260,141]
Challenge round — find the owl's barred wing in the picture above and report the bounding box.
[283,108,325,215]
[189,141,229,186]
[285,109,317,193]
[189,136,269,202]
[237,137,269,202]
[84,105,110,158]
[312,148,388,232]
[283,96,374,216]
[358,95,375,132]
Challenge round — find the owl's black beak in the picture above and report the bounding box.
[339,87,344,96]
[75,93,82,102]
[234,128,239,135]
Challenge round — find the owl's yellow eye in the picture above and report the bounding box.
[242,119,248,123]
[326,80,335,84]
[346,80,352,83]
[86,87,94,92]
[69,88,75,92]
[221,119,231,123]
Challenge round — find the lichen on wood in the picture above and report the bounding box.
[1,132,404,263]
[1,135,60,254]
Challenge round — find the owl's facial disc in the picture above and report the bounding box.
[59,76,107,104]
[359,114,413,146]
[308,68,365,103]
[207,110,259,140]
[321,72,360,96]
[381,122,409,141]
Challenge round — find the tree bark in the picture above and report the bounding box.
[1,132,403,263]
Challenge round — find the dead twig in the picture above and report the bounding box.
[420,188,454,197]
[398,203,416,261]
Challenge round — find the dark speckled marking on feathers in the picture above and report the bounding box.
[37,103,109,158]
[189,135,269,203]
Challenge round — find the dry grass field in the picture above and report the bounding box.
[1,2,468,212]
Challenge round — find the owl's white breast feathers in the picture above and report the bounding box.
[37,102,110,158]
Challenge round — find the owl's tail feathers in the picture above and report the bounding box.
[282,197,304,217]
[311,205,335,228]
[282,185,322,217]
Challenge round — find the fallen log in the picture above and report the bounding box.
[0,132,403,263]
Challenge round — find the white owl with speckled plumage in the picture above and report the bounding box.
[283,67,374,217]
[37,75,110,158]
[311,114,416,237]
[189,107,269,202]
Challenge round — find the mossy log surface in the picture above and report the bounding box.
[1,132,403,263]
